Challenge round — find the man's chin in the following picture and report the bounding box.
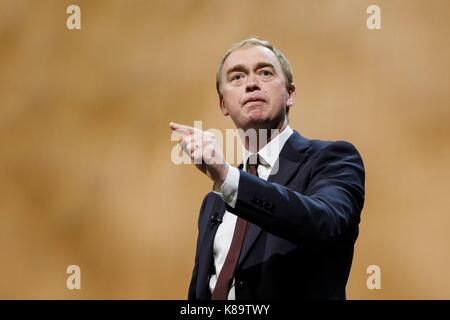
[246,110,268,122]
[242,117,272,130]
[240,112,286,131]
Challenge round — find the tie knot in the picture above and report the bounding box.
[246,154,260,176]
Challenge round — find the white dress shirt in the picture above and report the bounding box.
[209,125,294,299]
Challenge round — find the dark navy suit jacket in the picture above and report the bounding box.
[188,131,365,300]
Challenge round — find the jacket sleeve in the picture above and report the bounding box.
[226,141,365,245]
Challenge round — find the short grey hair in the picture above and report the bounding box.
[215,37,294,98]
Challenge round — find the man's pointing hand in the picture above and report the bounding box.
[170,122,229,190]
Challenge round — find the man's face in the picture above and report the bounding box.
[219,45,295,131]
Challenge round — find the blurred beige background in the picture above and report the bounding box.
[0,0,449,299]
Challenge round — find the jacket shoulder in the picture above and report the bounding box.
[306,138,360,155]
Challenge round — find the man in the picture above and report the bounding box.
[170,38,365,300]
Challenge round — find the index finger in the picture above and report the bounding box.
[169,122,194,132]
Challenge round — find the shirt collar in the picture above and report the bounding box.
[243,125,294,170]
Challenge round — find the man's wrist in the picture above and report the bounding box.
[213,163,229,191]
[211,165,239,208]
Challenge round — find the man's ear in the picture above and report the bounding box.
[219,96,229,116]
[286,83,296,108]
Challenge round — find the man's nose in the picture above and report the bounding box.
[245,73,260,92]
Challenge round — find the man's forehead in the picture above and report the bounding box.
[222,45,280,71]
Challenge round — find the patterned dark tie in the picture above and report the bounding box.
[211,154,259,300]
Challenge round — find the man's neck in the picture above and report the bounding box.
[241,117,289,153]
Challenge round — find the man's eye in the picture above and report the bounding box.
[231,74,243,81]
[260,70,273,77]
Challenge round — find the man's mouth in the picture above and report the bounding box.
[242,97,267,106]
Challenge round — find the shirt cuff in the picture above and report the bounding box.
[211,166,240,208]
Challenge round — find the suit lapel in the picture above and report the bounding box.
[200,195,226,254]
[196,194,226,298]
[237,131,311,267]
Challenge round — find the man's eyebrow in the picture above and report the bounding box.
[254,62,275,70]
[226,62,276,77]
[226,64,248,76]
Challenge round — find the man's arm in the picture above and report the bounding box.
[225,141,365,245]
[170,122,364,245]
